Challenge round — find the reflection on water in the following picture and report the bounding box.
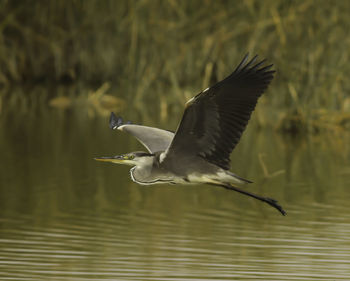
[1,110,350,280]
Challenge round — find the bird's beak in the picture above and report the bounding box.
[95,155,125,164]
[94,155,134,165]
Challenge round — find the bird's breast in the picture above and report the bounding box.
[129,166,174,185]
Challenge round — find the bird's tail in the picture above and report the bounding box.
[226,171,253,184]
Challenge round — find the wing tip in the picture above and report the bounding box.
[109,112,133,129]
[109,112,121,129]
[234,53,249,73]
[234,53,275,76]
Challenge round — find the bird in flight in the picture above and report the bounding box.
[95,54,286,215]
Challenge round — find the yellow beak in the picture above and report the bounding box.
[94,156,135,165]
[94,156,125,163]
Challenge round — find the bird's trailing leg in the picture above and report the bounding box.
[209,182,286,216]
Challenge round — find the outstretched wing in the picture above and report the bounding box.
[163,54,275,170]
[109,112,174,153]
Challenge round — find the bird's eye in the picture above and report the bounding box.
[127,155,134,160]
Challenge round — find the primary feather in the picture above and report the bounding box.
[163,54,275,170]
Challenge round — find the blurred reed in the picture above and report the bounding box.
[1,0,350,132]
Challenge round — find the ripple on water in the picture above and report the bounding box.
[1,200,350,281]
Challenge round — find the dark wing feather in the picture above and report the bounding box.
[164,54,275,170]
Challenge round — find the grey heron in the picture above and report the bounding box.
[95,54,286,216]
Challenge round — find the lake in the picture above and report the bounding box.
[1,106,350,280]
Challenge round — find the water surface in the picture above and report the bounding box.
[1,109,350,280]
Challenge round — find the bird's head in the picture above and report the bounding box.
[95,151,154,166]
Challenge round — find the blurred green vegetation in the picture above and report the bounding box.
[1,0,350,132]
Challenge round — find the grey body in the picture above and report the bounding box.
[130,151,246,185]
[96,54,286,215]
